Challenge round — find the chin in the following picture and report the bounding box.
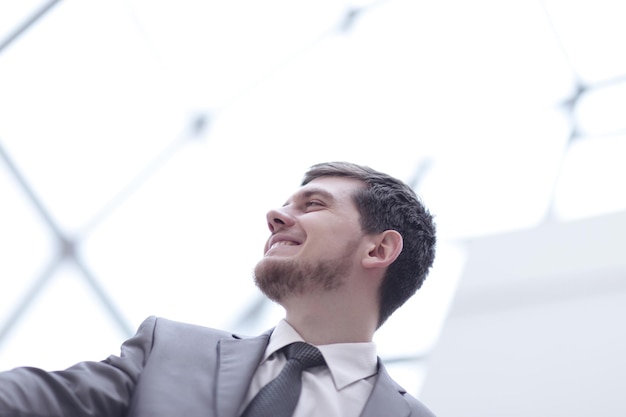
[253,257,292,302]
[254,254,349,303]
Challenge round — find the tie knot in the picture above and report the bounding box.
[284,342,325,369]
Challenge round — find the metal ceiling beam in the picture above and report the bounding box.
[0,0,63,54]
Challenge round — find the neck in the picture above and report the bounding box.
[281,289,379,345]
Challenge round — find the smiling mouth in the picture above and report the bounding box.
[269,240,299,250]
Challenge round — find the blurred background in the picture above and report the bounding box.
[1,0,625,416]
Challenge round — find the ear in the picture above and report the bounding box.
[362,230,403,270]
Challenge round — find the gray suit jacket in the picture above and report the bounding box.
[0,316,435,417]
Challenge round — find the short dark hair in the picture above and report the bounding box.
[302,161,436,327]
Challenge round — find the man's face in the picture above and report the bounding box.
[254,176,366,302]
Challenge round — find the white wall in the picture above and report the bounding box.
[420,210,626,417]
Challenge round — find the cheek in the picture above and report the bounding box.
[331,222,362,240]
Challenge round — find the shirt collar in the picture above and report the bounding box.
[265,319,378,390]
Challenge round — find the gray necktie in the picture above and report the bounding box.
[241,342,326,417]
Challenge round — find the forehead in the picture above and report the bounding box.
[289,176,365,203]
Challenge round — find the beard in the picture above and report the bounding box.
[253,242,357,302]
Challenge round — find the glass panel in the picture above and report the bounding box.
[555,134,626,220]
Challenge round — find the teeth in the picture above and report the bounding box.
[271,241,297,249]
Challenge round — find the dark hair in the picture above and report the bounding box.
[302,161,436,327]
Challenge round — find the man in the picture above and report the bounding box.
[0,161,437,417]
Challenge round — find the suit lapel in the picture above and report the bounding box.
[215,330,272,417]
[214,334,412,417]
[360,360,411,417]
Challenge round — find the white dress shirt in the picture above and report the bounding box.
[239,319,378,417]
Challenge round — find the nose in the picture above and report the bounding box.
[266,207,296,233]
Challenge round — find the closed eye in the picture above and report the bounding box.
[305,200,324,208]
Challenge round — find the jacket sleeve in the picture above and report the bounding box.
[0,316,157,417]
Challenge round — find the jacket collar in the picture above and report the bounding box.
[215,330,272,417]
[215,331,411,417]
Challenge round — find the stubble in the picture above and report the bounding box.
[253,241,358,302]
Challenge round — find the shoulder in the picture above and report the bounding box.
[105,316,238,369]
[142,316,237,345]
[401,390,436,417]
[137,316,272,347]
[375,361,437,417]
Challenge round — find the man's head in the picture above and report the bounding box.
[301,162,436,327]
[254,161,436,328]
